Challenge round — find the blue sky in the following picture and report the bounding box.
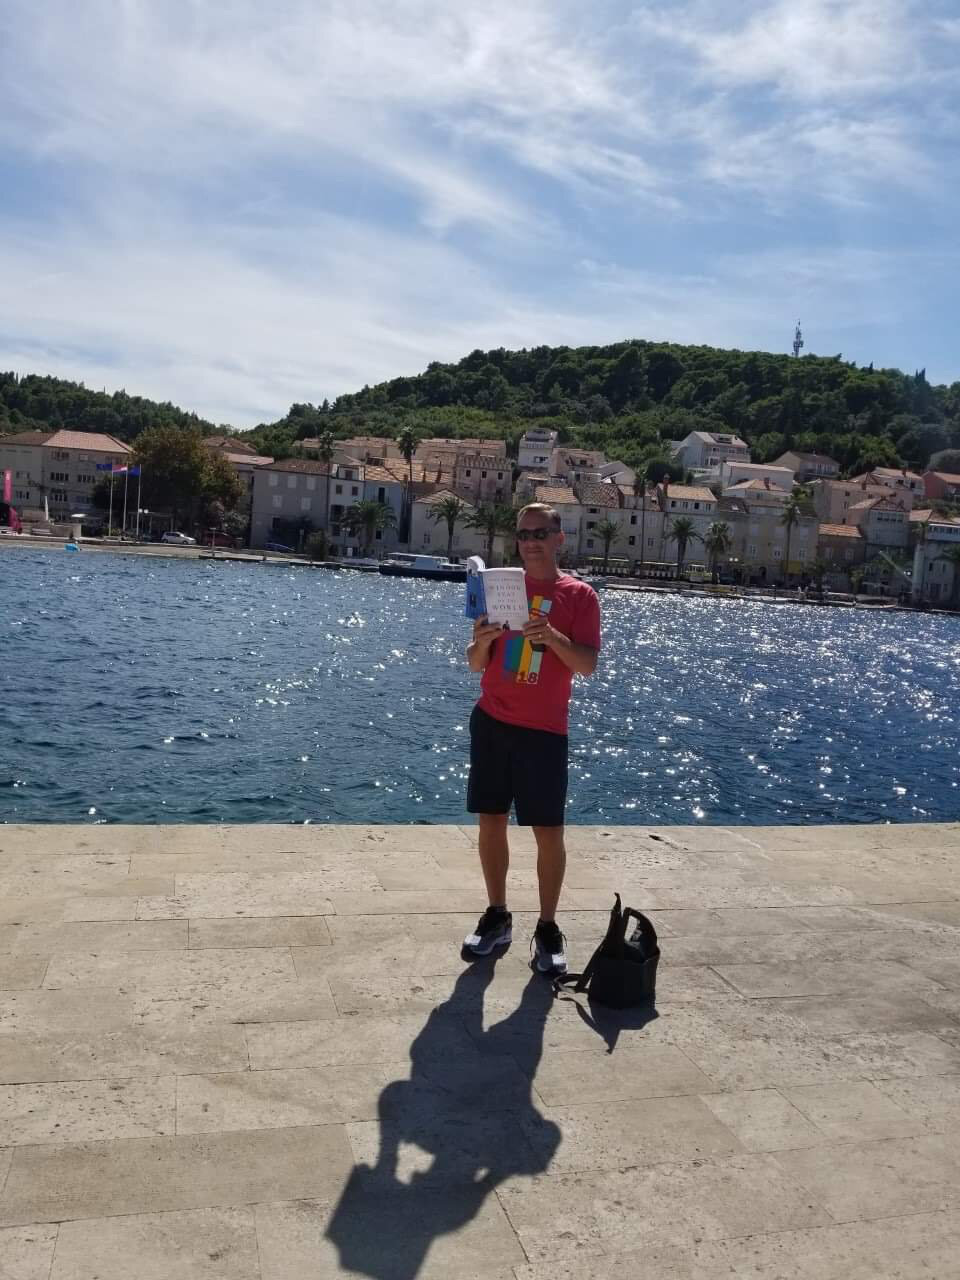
[1,0,958,428]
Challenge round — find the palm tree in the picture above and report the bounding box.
[314,430,335,532]
[849,564,866,599]
[633,476,647,571]
[428,494,467,558]
[810,556,828,594]
[396,426,419,543]
[666,516,700,579]
[593,517,621,574]
[465,502,516,564]
[780,493,806,582]
[343,499,397,557]
[939,544,960,608]
[703,521,732,582]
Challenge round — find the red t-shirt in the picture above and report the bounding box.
[477,573,601,736]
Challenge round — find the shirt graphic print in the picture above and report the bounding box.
[501,596,552,684]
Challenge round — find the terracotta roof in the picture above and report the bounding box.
[911,508,960,525]
[204,435,257,454]
[819,523,864,538]
[848,496,907,513]
[575,482,620,509]
[725,478,790,493]
[0,430,53,446]
[45,430,132,453]
[454,455,509,469]
[777,451,838,465]
[925,471,960,485]
[0,429,132,453]
[662,485,715,502]
[221,451,273,467]
[534,485,581,506]
[415,489,475,508]
[850,469,922,485]
[260,458,333,475]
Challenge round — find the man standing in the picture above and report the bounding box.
[462,502,601,975]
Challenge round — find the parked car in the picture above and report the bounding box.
[161,531,197,545]
[265,541,294,553]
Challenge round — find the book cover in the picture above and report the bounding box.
[464,556,529,630]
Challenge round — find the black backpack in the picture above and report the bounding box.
[555,894,659,1009]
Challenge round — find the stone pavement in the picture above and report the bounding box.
[1,821,960,1279]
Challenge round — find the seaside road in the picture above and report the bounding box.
[1,821,960,1278]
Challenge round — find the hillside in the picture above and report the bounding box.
[4,339,960,478]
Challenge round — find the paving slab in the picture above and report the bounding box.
[1,821,959,1278]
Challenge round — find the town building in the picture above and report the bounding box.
[452,454,511,505]
[721,478,792,507]
[670,430,750,472]
[911,518,960,604]
[809,477,916,525]
[847,495,910,549]
[719,461,795,490]
[548,448,606,485]
[922,471,960,503]
[0,429,132,523]
[409,491,487,560]
[818,523,867,575]
[517,427,558,471]
[849,468,924,498]
[773,451,840,482]
[532,484,584,554]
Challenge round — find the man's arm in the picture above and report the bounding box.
[521,617,598,676]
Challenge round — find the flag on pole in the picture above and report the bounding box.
[112,464,128,474]
[95,462,114,471]
[128,465,141,476]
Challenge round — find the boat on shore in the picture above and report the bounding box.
[379,553,467,582]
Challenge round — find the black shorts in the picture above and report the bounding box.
[467,705,568,827]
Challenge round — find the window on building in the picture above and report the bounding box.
[306,477,316,491]
[335,484,342,495]
[773,547,782,559]
[15,489,30,500]
[300,498,311,512]
[351,486,359,497]
[287,475,297,489]
[586,539,594,549]
[53,450,70,461]
[50,489,68,503]
[375,530,382,540]
[269,474,279,487]
[693,502,700,510]
[497,472,503,480]
[587,520,596,529]
[77,473,95,484]
[747,544,758,557]
[630,515,637,525]
[50,471,69,483]
[628,536,636,546]
[378,487,386,503]
[844,548,854,561]
[272,517,285,530]
[647,536,654,547]
[481,470,488,478]
[465,470,472,477]
[423,533,431,545]
[272,495,282,509]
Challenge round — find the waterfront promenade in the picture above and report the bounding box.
[1,821,960,1278]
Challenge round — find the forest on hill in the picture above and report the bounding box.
[4,339,960,479]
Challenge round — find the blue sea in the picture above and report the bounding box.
[2,550,959,825]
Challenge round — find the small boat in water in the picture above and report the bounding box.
[379,553,467,582]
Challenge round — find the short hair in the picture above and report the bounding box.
[517,502,561,530]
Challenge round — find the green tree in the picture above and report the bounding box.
[343,499,396,556]
[396,425,419,542]
[306,529,329,561]
[703,521,733,582]
[428,494,467,558]
[465,502,516,564]
[132,426,242,527]
[592,517,621,573]
[667,516,700,578]
[313,430,335,531]
[929,449,960,474]
[780,493,807,580]
[810,556,828,592]
[849,564,867,598]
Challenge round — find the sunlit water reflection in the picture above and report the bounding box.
[2,552,959,824]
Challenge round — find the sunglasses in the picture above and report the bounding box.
[516,527,556,542]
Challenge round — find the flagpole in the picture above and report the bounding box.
[122,469,130,537]
[108,472,114,535]
[135,467,143,540]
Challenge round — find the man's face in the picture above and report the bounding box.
[516,515,563,573]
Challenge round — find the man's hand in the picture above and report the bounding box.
[521,615,560,649]
[466,615,505,671]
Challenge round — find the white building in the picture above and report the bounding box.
[721,478,791,507]
[848,495,910,549]
[517,427,558,471]
[671,430,750,472]
[548,448,606,485]
[409,491,487,560]
[912,519,960,604]
[0,428,132,523]
[850,468,924,498]
[773,451,840,482]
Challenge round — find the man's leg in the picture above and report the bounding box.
[532,825,566,922]
[478,811,510,907]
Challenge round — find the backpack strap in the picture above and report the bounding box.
[553,932,603,996]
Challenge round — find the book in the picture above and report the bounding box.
[464,556,530,631]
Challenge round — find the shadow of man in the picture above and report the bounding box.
[326,954,560,1279]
